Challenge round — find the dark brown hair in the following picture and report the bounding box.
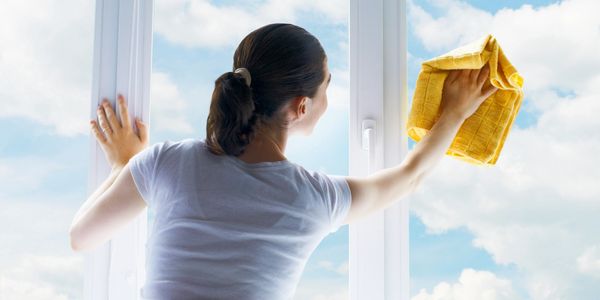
[205,23,327,157]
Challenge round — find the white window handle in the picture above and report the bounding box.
[362,119,376,174]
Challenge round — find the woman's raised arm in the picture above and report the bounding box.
[341,65,498,225]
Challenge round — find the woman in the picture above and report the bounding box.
[69,23,497,299]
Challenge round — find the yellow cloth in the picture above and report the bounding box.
[406,33,524,166]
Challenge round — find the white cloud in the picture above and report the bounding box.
[154,0,348,49]
[0,0,347,137]
[0,0,94,136]
[407,0,600,298]
[408,0,494,53]
[293,278,348,300]
[327,67,350,112]
[412,269,520,300]
[317,260,349,275]
[0,0,195,137]
[0,158,83,299]
[0,254,82,300]
[150,71,195,134]
[577,245,600,278]
[408,0,600,112]
[0,276,69,300]
[295,252,348,299]
[310,289,348,300]
[0,157,64,195]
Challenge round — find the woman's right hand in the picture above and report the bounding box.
[439,64,499,121]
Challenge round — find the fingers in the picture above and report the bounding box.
[117,94,131,130]
[469,67,480,82]
[101,99,121,131]
[446,69,460,83]
[136,118,148,144]
[477,64,490,87]
[97,101,113,137]
[90,120,108,144]
[481,80,499,99]
[96,94,146,142]
[460,69,471,81]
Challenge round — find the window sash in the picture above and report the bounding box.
[349,0,409,299]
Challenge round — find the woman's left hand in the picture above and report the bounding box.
[91,94,149,170]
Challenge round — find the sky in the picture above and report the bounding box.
[407,0,600,299]
[1,0,599,299]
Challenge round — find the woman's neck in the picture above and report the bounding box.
[236,129,288,163]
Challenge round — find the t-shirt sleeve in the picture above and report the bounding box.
[314,171,353,233]
[128,142,166,207]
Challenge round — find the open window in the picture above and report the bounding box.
[86,0,408,299]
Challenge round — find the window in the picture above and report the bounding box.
[84,0,408,299]
[407,0,599,299]
[0,0,408,298]
[5,0,596,299]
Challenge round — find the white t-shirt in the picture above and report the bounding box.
[128,138,352,299]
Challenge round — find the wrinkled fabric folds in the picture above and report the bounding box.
[407,33,524,165]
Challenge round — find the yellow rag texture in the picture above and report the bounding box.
[406,33,524,166]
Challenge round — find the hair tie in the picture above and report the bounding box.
[234,67,252,87]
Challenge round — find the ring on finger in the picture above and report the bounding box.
[99,119,112,134]
[97,107,111,133]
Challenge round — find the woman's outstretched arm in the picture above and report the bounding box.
[342,65,498,225]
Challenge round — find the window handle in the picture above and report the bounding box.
[362,119,376,174]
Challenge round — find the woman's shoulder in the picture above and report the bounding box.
[140,138,204,164]
[150,138,203,151]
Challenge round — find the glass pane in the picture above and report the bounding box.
[0,0,95,298]
[150,1,350,298]
[407,0,599,298]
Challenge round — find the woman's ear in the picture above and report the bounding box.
[296,96,312,117]
[286,96,309,123]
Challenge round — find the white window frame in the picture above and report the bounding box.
[86,0,153,299]
[86,0,408,299]
[349,0,409,299]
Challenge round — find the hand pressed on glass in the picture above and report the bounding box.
[91,94,149,170]
[440,64,499,121]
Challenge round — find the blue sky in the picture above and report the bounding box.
[407,0,600,298]
[406,1,556,296]
[2,0,600,299]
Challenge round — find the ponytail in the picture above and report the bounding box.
[205,70,260,156]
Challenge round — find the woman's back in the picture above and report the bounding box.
[129,138,351,299]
